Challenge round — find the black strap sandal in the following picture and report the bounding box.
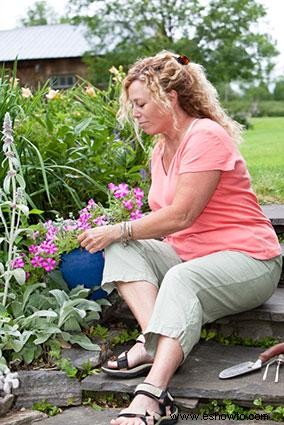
[101,334,153,378]
[117,382,178,424]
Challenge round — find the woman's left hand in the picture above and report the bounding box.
[78,225,120,253]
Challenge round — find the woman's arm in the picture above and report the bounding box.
[78,169,220,253]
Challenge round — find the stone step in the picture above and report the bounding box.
[279,243,284,286]
[34,406,281,425]
[213,286,284,340]
[262,204,284,235]
[81,341,284,412]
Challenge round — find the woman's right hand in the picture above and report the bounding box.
[77,224,120,253]
[259,343,284,363]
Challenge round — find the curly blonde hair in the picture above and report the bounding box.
[118,50,243,144]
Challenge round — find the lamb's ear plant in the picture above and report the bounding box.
[0,112,29,307]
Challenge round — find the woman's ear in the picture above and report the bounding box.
[168,90,178,106]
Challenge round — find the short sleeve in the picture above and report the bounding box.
[178,129,238,174]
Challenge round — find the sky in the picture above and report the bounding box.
[0,0,284,78]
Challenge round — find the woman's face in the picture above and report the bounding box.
[128,80,173,135]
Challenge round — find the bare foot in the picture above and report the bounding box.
[108,342,153,370]
[110,393,160,425]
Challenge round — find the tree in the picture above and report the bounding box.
[243,81,273,101]
[19,1,68,26]
[273,78,284,101]
[69,0,278,87]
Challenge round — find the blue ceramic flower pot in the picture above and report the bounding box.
[60,248,107,300]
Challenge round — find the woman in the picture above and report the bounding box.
[78,51,282,425]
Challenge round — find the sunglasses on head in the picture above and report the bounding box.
[175,55,190,65]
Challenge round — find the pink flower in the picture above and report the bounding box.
[130,209,143,220]
[134,187,144,199]
[39,241,57,254]
[136,198,143,208]
[29,244,40,254]
[64,224,78,231]
[31,255,44,268]
[41,258,57,272]
[122,199,133,211]
[11,257,25,269]
[114,183,129,199]
[108,183,118,192]
[94,215,108,226]
[87,199,96,208]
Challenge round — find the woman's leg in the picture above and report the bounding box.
[111,336,183,425]
[117,280,158,332]
[108,280,158,369]
[102,239,182,370]
[110,252,282,424]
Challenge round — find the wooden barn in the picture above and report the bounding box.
[0,24,92,89]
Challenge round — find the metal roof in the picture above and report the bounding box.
[0,24,93,61]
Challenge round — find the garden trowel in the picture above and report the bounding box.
[219,358,262,379]
[219,342,284,381]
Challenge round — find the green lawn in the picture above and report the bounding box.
[240,117,284,204]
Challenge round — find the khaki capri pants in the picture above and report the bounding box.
[102,239,282,360]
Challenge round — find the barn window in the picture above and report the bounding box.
[50,74,76,89]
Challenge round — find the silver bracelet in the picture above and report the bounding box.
[120,221,133,247]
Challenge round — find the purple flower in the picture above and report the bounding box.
[31,255,44,268]
[114,183,129,199]
[139,168,148,182]
[39,241,57,254]
[87,199,96,208]
[108,183,118,192]
[134,187,144,199]
[130,209,143,220]
[94,215,108,226]
[29,244,40,254]
[136,198,143,208]
[11,257,25,269]
[41,258,57,272]
[122,199,133,211]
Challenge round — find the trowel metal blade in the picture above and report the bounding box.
[219,359,262,379]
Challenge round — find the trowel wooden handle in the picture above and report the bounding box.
[259,343,284,362]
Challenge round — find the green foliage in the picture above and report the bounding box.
[273,78,284,101]
[56,357,78,378]
[223,100,284,118]
[83,391,130,409]
[200,398,284,421]
[0,283,106,365]
[0,66,22,129]
[200,327,279,348]
[88,324,109,342]
[32,400,61,416]
[254,399,284,422]
[256,101,284,117]
[5,74,151,215]
[19,1,58,26]
[110,328,140,347]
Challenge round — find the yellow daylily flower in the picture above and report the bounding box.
[46,89,60,100]
[21,87,33,98]
[85,85,96,97]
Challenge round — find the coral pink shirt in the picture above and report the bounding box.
[148,118,281,261]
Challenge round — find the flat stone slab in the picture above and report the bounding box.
[0,409,46,424]
[82,342,284,405]
[61,347,101,371]
[31,406,280,425]
[262,204,284,227]
[14,370,81,408]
